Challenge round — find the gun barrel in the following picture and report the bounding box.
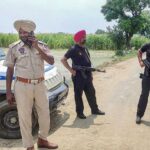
[97,69,106,72]
[73,65,106,73]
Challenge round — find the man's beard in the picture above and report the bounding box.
[20,36,33,48]
[81,39,86,45]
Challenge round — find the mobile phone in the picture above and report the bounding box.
[26,31,35,47]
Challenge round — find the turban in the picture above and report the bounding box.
[74,30,86,43]
[14,20,36,32]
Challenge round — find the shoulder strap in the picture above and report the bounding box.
[85,48,90,57]
[84,48,92,65]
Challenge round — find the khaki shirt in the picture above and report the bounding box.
[4,40,50,79]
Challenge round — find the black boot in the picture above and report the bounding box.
[136,116,141,124]
[77,113,86,119]
[92,109,105,115]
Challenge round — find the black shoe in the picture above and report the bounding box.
[136,116,141,124]
[92,109,105,115]
[77,113,86,119]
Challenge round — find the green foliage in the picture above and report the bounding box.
[0,33,115,50]
[0,34,18,47]
[86,34,115,50]
[131,34,149,50]
[115,50,124,56]
[101,0,150,49]
[139,10,150,38]
[0,33,149,52]
[95,29,106,34]
[108,26,125,50]
[36,33,74,49]
[114,50,137,61]
[107,26,126,56]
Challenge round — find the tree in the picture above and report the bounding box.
[107,26,126,55]
[95,29,106,34]
[139,10,150,38]
[101,0,150,49]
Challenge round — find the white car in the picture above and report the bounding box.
[0,49,69,139]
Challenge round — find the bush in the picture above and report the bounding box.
[0,34,18,47]
[86,34,115,50]
[115,50,124,56]
[131,34,149,50]
[36,33,74,49]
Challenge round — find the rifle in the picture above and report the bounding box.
[142,59,150,69]
[72,65,106,79]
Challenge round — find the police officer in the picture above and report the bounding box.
[136,43,150,124]
[61,30,105,119]
[4,20,58,150]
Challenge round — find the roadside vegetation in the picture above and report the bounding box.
[0,33,149,51]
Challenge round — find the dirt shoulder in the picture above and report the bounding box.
[1,57,150,150]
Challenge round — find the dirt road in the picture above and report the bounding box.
[1,57,150,150]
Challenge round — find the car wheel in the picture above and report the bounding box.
[0,101,38,139]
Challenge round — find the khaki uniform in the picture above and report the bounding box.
[4,41,50,148]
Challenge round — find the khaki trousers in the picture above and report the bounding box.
[14,80,50,148]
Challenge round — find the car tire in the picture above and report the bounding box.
[0,100,38,139]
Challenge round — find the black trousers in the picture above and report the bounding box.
[72,73,98,114]
[137,77,150,118]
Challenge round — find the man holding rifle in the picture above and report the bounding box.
[61,30,105,119]
[136,43,150,124]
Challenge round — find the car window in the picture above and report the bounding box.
[0,49,5,60]
[0,49,5,57]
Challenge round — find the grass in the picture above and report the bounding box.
[112,50,137,63]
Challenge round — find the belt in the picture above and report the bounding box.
[16,77,44,84]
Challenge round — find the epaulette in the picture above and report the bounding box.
[9,40,22,49]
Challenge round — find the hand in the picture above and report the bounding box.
[28,36,39,49]
[140,61,145,68]
[70,69,76,76]
[7,92,15,105]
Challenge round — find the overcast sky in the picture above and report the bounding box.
[0,0,115,34]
